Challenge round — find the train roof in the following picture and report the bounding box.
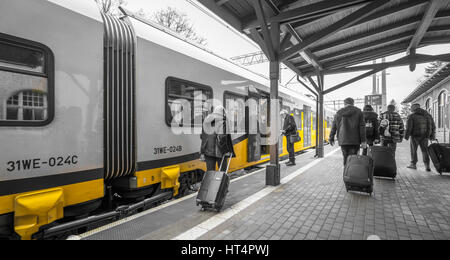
[44,0,335,114]
[122,8,335,113]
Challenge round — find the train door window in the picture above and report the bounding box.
[166,77,212,127]
[438,91,447,128]
[259,98,269,136]
[293,109,302,130]
[303,105,312,147]
[0,34,54,126]
[312,112,316,131]
[224,92,246,134]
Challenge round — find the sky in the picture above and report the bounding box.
[124,0,450,106]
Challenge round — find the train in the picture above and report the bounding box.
[0,0,335,240]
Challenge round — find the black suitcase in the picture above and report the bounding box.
[196,155,232,211]
[428,142,450,175]
[344,155,374,195]
[369,146,397,179]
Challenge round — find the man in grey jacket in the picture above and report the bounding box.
[329,98,367,165]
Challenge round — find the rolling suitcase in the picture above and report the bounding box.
[428,141,450,175]
[344,155,374,195]
[196,155,232,211]
[369,146,397,179]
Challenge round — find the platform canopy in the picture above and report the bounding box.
[198,0,450,184]
[199,0,450,89]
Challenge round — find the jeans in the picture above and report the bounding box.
[410,137,430,165]
[286,136,296,163]
[205,155,228,172]
[341,145,360,166]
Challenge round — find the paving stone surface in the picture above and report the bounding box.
[199,142,450,240]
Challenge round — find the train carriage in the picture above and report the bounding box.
[0,0,334,240]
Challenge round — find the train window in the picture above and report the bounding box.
[0,41,44,73]
[166,77,213,127]
[224,92,246,134]
[312,113,316,131]
[293,109,302,130]
[0,33,54,126]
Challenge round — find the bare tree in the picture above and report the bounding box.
[152,7,207,46]
[425,61,445,78]
[400,103,411,119]
[94,0,126,16]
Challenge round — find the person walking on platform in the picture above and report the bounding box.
[281,110,298,166]
[329,98,367,166]
[200,106,235,172]
[379,105,404,152]
[405,103,436,171]
[362,105,380,148]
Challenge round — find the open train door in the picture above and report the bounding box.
[247,91,261,162]
[303,105,312,147]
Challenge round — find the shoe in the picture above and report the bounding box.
[407,164,417,170]
[425,164,432,172]
[286,162,296,166]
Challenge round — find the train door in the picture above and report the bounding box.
[247,91,261,162]
[303,105,312,147]
[312,111,317,146]
[293,108,303,149]
[259,93,271,156]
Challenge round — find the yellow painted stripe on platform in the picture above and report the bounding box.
[0,179,104,215]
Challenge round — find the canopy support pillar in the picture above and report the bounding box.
[252,0,281,186]
[317,71,325,158]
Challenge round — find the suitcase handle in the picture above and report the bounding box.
[219,153,233,174]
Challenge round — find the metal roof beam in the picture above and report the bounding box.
[243,0,374,31]
[285,26,322,70]
[289,0,429,32]
[307,76,321,94]
[280,32,292,52]
[307,53,450,76]
[260,0,323,71]
[253,0,276,61]
[294,25,450,69]
[309,11,450,54]
[216,0,230,7]
[407,0,447,71]
[314,32,415,62]
[280,0,390,61]
[323,56,412,95]
[318,42,410,71]
[249,28,272,60]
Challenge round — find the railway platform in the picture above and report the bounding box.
[75,142,450,240]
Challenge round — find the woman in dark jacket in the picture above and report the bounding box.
[362,105,380,146]
[200,106,236,172]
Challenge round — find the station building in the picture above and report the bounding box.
[403,63,450,139]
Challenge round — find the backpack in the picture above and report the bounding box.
[380,118,391,137]
[365,121,375,137]
[413,113,430,137]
